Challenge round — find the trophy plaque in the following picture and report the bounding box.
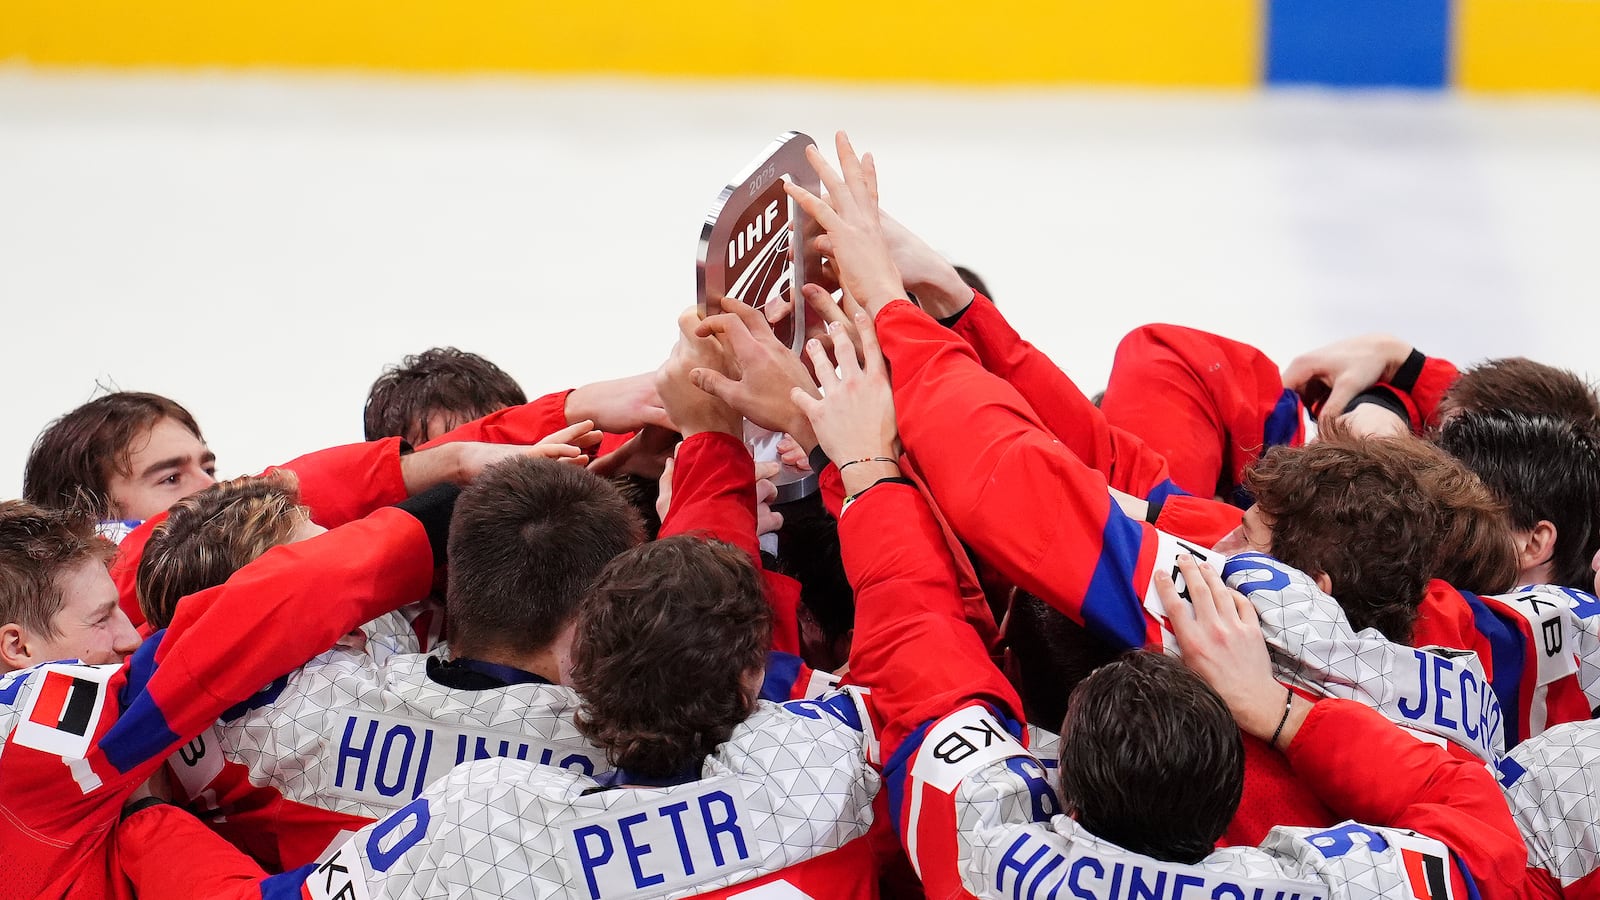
[697,132,823,503]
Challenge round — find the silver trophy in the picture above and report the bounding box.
[697,132,823,503]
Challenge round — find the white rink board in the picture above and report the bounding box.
[2,70,1598,498]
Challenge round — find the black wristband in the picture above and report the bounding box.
[122,796,170,821]
[1390,348,1427,393]
[1145,499,1165,525]
[807,444,832,476]
[396,483,461,566]
[936,300,975,329]
[1344,386,1410,423]
[847,476,917,504]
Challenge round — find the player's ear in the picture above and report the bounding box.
[1312,571,1334,596]
[1516,521,1558,574]
[0,622,38,671]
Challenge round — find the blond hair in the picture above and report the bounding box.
[137,470,307,629]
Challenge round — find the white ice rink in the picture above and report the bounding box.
[2,70,1598,497]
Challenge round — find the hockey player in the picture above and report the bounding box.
[254,333,910,897]
[0,478,457,900]
[138,321,813,870]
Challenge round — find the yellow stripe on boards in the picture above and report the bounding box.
[1456,0,1600,93]
[0,0,1258,87]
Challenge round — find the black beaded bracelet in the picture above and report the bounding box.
[837,456,898,473]
[1269,686,1295,749]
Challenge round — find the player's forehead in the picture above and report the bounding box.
[124,416,210,467]
[52,557,118,620]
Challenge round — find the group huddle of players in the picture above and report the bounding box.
[5,133,1600,899]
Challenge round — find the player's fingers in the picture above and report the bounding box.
[804,283,848,329]
[803,145,852,214]
[805,338,839,391]
[533,443,583,459]
[1177,555,1219,623]
[854,308,885,375]
[690,367,743,407]
[755,476,778,506]
[830,328,862,377]
[765,295,793,326]
[720,297,772,336]
[862,151,881,208]
[1322,381,1360,423]
[639,406,677,432]
[754,460,781,482]
[1280,354,1323,392]
[1197,561,1238,626]
[790,385,822,420]
[697,309,761,356]
[539,420,597,446]
[834,132,868,205]
[1156,569,1197,628]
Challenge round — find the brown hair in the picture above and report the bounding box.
[0,501,114,637]
[24,392,205,518]
[446,458,643,659]
[570,536,770,779]
[1058,651,1243,865]
[1245,430,1511,642]
[1438,357,1600,426]
[364,347,526,445]
[136,471,306,629]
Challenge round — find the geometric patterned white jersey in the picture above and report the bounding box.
[168,648,609,824]
[1501,718,1600,889]
[1216,552,1505,764]
[274,689,882,900]
[904,700,1475,900]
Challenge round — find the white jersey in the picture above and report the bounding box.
[169,648,610,870]
[1501,718,1600,895]
[1216,552,1505,763]
[897,700,1485,900]
[276,690,883,900]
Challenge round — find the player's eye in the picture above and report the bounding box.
[160,473,181,486]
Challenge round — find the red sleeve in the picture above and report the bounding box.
[1151,494,1244,548]
[877,299,1164,651]
[269,437,409,527]
[111,438,410,629]
[843,482,1023,753]
[1285,698,1534,899]
[1390,354,1460,433]
[658,431,799,656]
[0,508,436,892]
[423,389,573,447]
[116,803,266,899]
[1100,323,1305,499]
[951,293,1177,497]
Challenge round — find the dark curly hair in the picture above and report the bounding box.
[1245,430,1510,642]
[570,536,770,779]
[364,347,526,445]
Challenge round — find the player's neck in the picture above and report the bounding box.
[461,645,562,684]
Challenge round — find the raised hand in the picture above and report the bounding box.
[565,371,676,434]
[1282,333,1413,425]
[692,297,820,449]
[586,424,677,480]
[655,309,743,438]
[791,308,899,495]
[784,132,905,317]
[1163,555,1309,748]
